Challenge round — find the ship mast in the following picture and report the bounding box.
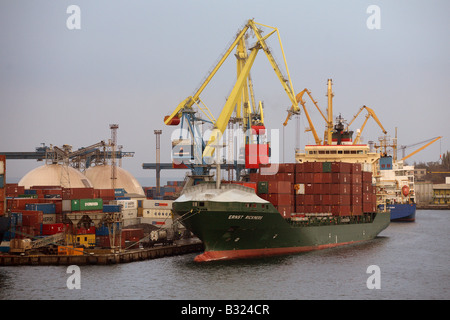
[326,79,334,145]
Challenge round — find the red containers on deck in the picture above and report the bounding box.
[267,181,292,194]
[255,161,376,218]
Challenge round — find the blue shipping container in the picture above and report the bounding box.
[114,188,126,197]
[10,212,22,226]
[102,205,121,213]
[25,203,56,214]
[96,223,121,236]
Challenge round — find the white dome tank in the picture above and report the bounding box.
[18,164,94,189]
[84,165,145,196]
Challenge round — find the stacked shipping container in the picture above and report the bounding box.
[250,161,377,218]
[2,181,159,251]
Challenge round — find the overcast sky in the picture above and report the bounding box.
[1,0,449,183]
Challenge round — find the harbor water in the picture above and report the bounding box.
[0,210,448,301]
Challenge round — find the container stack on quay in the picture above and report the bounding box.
[1,182,182,255]
[143,180,184,200]
[250,162,377,219]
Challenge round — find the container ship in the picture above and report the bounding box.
[173,161,390,262]
[165,21,391,261]
[173,113,390,261]
[171,80,390,262]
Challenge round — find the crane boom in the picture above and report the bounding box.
[401,136,442,161]
[202,19,297,158]
[164,25,250,126]
[346,105,387,145]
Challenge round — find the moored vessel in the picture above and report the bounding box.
[173,168,390,262]
[376,136,417,222]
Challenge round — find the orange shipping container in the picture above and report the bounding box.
[331,194,351,205]
[351,173,362,185]
[332,173,351,184]
[332,205,351,216]
[351,163,362,174]
[330,184,350,195]
[268,181,291,194]
[362,171,372,182]
[268,193,292,206]
[295,162,305,173]
[331,162,352,173]
[352,205,363,215]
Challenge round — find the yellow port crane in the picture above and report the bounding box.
[284,88,327,145]
[164,19,298,164]
[401,136,443,161]
[284,81,387,146]
[284,79,343,145]
[346,105,387,145]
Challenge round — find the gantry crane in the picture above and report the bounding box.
[164,19,298,176]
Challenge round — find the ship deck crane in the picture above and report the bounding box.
[284,89,327,145]
[164,19,298,175]
[284,81,387,147]
[283,79,338,145]
[346,105,387,145]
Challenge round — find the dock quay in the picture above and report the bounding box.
[417,204,450,210]
[0,239,203,266]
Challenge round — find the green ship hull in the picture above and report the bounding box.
[173,184,390,262]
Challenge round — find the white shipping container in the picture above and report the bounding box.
[111,199,138,210]
[142,199,173,209]
[122,209,137,219]
[142,208,172,219]
[446,177,450,184]
[362,163,372,172]
[140,217,173,228]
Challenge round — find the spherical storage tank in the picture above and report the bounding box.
[18,164,94,189]
[84,165,145,196]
